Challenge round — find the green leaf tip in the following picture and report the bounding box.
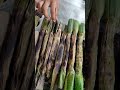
[73,20,80,35]
[64,25,68,33]
[64,69,75,90]
[35,16,39,27]
[58,69,66,89]
[75,73,84,90]
[67,19,74,34]
[41,18,49,30]
[78,23,85,34]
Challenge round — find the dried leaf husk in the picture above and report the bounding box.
[50,30,66,90]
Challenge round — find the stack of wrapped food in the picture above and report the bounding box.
[35,18,85,90]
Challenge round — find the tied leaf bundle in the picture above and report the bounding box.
[64,20,79,90]
[36,28,54,90]
[58,19,73,89]
[35,18,49,73]
[74,23,85,90]
[46,23,62,78]
[50,25,66,90]
[37,21,52,72]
